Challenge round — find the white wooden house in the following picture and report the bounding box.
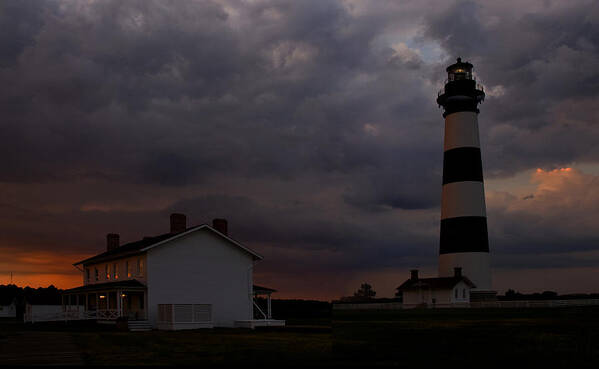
[397,268,475,307]
[62,214,284,330]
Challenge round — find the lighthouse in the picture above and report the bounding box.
[436,58,494,298]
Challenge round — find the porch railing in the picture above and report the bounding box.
[25,307,123,323]
[95,309,121,320]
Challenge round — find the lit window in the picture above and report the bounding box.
[95,268,99,281]
[137,258,144,276]
[113,263,118,279]
[106,264,111,280]
[126,261,131,278]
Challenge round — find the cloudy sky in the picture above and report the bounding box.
[1,0,598,299]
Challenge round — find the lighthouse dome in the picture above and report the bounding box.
[446,57,473,81]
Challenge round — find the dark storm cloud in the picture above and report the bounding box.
[0,1,50,68]
[1,0,599,289]
[168,194,435,264]
[1,0,442,210]
[425,0,599,175]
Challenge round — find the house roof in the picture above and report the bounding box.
[253,285,277,294]
[74,224,263,266]
[62,280,147,294]
[397,276,476,291]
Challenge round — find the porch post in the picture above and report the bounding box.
[106,291,110,313]
[267,293,272,319]
[144,291,148,320]
[116,289,121,317]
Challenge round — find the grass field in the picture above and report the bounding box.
[333,306,599,367]
[2,307,598,366]
[72,326,332,366]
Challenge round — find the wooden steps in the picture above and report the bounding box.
[128,320,152,332]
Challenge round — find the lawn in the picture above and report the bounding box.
[3,307,598,366]
[72,327,332,366]
[333,306,599,367]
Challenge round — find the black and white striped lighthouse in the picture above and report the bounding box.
[436,58,492,292]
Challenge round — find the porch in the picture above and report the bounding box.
[61,280,147,321]
[234,285,285,328]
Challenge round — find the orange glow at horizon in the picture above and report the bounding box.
[536,167,572,173]
[0,248,89,289]
[5,273,82,289]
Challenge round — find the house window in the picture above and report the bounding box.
[106,264,111,280]
[86,268,90,282]
[454,289,458,299]
[462,289,466,299]
[126,261,131,278]
[94,268,99,281]
[113,263,118,279]
[137,258,144,276]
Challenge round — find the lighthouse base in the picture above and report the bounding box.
[439,252,491,290]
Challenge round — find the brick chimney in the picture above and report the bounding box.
[454,267,462,278]
[212,218,228,236]
[410,269,419,281]
[106,233,120,251]
[170,213,187,234]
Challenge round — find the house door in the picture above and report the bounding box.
[122,292,145,320]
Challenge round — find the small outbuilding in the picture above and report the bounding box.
[0,297,17,318]
[397,268,475,307]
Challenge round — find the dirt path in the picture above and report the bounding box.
[0,330,84,365]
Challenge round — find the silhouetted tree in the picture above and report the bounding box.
[353,283,376,299]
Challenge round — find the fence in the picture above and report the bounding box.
[333,299,599,311]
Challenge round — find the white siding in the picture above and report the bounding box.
[402,282,471,306]
[146,229,254,328]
